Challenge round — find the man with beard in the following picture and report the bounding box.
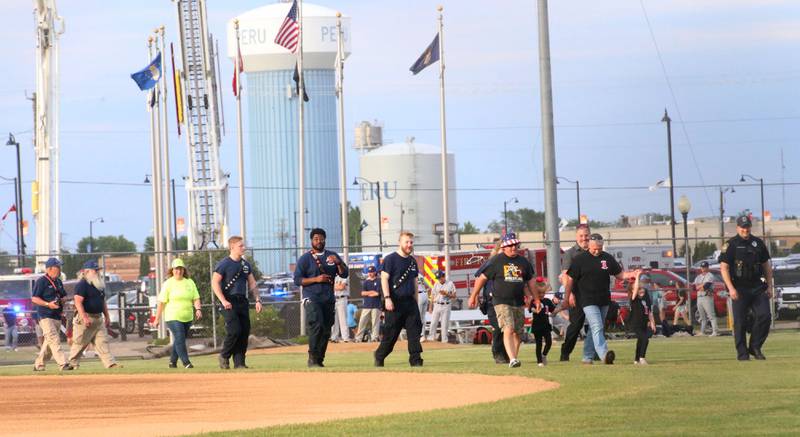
[560,224,590,361]
[374,232,423,367]
[294,228,349,367]
[212,236,263,369]
[68,260,119,369]
[31,257,73,371]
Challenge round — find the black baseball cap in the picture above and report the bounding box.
[736,215,752,228]
[700,261,709,268]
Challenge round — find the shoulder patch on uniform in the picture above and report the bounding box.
[722,242,729,252]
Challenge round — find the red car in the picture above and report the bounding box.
[613,269,728,318]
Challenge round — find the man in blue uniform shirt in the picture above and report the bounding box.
[294,228,349,367]
[720,215,773,360]
[212,236,262,369]
[31,257,73,371]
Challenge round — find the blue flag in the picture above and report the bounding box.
[410,34,439,75]
[131,52,162,91]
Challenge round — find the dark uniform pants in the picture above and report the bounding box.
[220,296,251,366]
[732,286,771,359]
[375,297,423,365]
[305,299,335,364]
[487,304,508,361]
[560,304,586,359]
[632,325,649,361]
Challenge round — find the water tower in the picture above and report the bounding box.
[227,2,351,272]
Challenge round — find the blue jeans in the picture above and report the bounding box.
[4,325,18,350]
[582,305,609,362]
[167,320,192,365]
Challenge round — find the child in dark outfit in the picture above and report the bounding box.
[530,277,556,367]
[628,270,656,365]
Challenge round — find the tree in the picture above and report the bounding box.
[693,241,717,260]
[77,235,136,254]
[487,208,546,233]
[791,242,800,254]
[459,221,480,234]
[139,253,151,277]
[144,236,188,252]
[347,203,362,252]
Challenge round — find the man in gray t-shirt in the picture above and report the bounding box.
[559,225,590,361]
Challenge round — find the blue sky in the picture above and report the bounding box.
[1,0,799,252]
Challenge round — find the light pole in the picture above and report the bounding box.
[293,208,309,253]
[503,197,519,235]
[739,174,766,239]
[557,177,581,223]
[678,195,691,327]
[0,175,21,265]
[89,217,104,253]
[719,187,735,248]
[662,110,677,255]
[6,133,25,257]
[354,177,383,251]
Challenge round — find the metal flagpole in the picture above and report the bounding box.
[537,0,561,292]
[234,19,247,243]
[437,6,451,279]
[158,27,174,264]
[336,12,349,263]
[298,0,306,257]
[148,37,164,339]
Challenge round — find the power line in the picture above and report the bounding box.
[640,0,715,215]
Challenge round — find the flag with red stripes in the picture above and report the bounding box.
[1,204,16,221]
[274,0,299,53]
[232,40,243,96]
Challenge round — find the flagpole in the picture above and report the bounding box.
[158,26,174,262]
[148,37,165,339]
[335,12,349,263]
[234,19,247,243]
[297,0,306,257]
[437,6,451,280]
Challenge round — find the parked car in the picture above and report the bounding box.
[613,269,728,318]
[775,268,800,319]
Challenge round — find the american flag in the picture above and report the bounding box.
[274,0,299,53]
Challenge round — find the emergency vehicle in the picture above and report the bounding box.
[0,268,76,344]
[606,244,675,270]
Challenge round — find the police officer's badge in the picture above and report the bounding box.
[752,241,757,247]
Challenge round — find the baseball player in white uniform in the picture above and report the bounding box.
[427,271,456,343]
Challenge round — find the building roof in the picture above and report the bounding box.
[366,140,445,156]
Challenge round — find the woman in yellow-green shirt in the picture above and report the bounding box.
[152,258,202,368]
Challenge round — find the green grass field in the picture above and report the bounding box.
[2,331,798,436]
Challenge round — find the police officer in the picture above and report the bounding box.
[31,257,73,371]
[427,270,455,343]
[374,231,423,367]
[293,228,349,367]
[559,224,590,361]
[211,236,263,369]
[720,215,773,360]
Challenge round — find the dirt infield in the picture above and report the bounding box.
[1,371,558,436]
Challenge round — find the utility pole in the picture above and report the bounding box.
[662,109,677,255]
[537,0,561,292]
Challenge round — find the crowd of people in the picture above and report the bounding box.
[21,213,773,371]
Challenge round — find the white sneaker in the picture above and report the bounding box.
[509,359,521,368]
[537,362,544,367]
[709,332,718,337]
[420,337,427,343]
[639,358,649,365]
[634,360,640,365]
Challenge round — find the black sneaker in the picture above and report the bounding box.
[559,355,570,362]
[752,350,766,360]
[410,360,423,367]
[308,361,323,368]
[494,356,510,364]
[234,364,250,369]
[218,355,230,369]
[374,352,384,367]
[604,350,616,365]
[168,362,178,369]
[185,363,194,369]
[60,364,74,371]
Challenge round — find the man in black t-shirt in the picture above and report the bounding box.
[212,236,263,369]
[720,215,772,360]
[469,233,537,368]
[475,243,510,364]
[374,232,423,367]
[559,224,591,361]
[68,260,118,369]
[566,234,623,365]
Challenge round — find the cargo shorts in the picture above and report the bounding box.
[493,304,525,335]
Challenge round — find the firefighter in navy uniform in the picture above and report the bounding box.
[719,215,773,361]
